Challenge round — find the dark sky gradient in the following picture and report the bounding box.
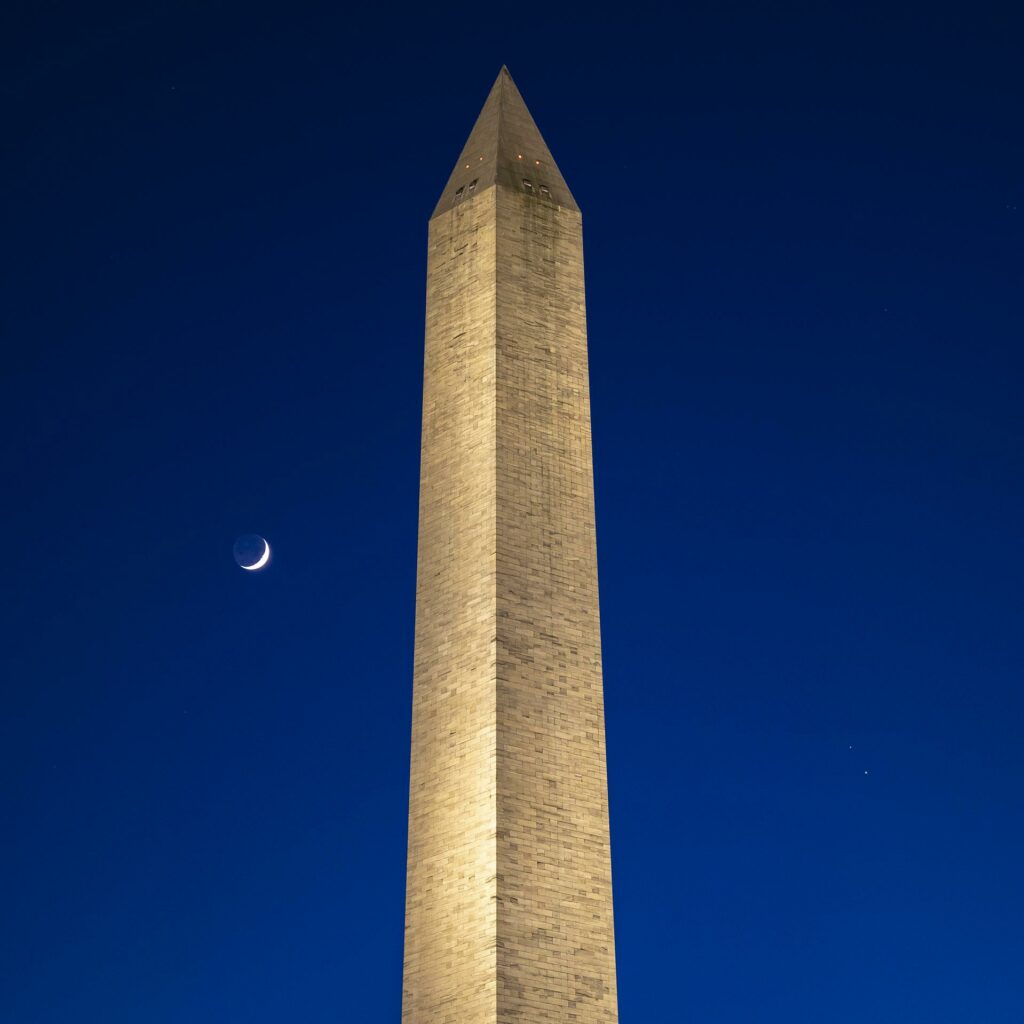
[2,2,1022,1021]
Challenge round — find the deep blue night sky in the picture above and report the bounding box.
[2,2,1022,1021]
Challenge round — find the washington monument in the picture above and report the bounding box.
[403,68,618,1022]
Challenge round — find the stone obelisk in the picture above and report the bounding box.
[403,67,618,1023]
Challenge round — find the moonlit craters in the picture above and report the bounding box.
[233,534,271,571]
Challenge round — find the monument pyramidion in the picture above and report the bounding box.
[403,67,618,1023]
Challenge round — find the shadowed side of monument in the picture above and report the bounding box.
[404,67,617,1024]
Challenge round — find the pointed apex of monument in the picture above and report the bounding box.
[431,67,579,219]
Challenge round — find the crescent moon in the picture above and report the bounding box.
[241,538,270,571]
